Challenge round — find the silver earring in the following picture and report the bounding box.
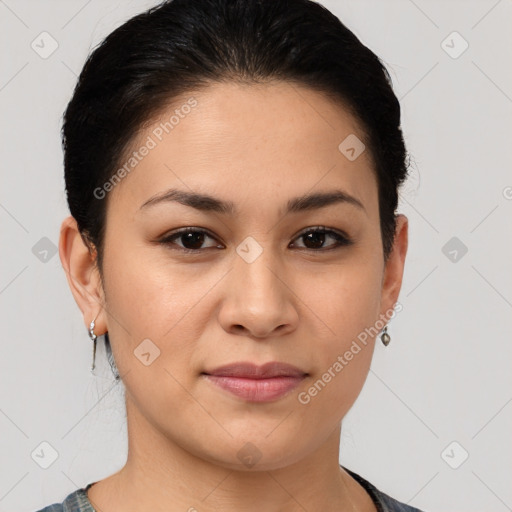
[380,325,391,346]
[88,317,98,372]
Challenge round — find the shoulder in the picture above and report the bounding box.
[343,465,427,512]
[34,506,64,512]
[34,486,95,512]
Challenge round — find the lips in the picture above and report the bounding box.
[201,362,308,402]
[202,361,307,379]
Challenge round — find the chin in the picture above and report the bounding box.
[195,435,308,472]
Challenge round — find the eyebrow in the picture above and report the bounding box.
[139,188,366,216]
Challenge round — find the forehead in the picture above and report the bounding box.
[106,81,377,220]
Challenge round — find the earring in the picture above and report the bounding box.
[380,325,391,346]
[88,317,98,372]
[104,332,120,381]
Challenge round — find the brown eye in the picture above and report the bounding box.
[290,227,352,251]
[159,228,222,253]
[159,226,352,255]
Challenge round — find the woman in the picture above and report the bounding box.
[39,0,422,510]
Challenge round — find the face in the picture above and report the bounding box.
[63,81,408,471]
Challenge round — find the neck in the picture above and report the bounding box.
[87,393,375,512]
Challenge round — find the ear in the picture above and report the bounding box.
[379,214,408,318]
[58,215,107,335]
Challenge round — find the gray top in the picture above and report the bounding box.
[35,465,425,512]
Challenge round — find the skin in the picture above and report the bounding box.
[59,81,408,512]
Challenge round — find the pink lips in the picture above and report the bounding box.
[202,362,307,402]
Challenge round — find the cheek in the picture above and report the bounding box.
[100,243,210,384]
[103,239,210,337]
[294,257,382,400]
[295,270,380,422]
[293,255,382,343]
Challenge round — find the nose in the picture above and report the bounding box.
[217,244,299,339]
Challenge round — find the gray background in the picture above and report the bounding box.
[1,0,511,510]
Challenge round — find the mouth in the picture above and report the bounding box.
[201,361,308,402]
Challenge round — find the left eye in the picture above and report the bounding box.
[159,226,352,253]
[290,227,352,251]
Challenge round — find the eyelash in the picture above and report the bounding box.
[158,226,353,254]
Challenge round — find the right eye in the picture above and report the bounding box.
[159,228,224,253]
